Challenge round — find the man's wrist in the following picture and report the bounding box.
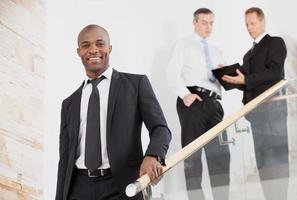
[146,155,166,166]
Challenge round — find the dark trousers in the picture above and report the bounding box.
[68,173,122,200]
[177,96,230,200]
[246,99,289,200]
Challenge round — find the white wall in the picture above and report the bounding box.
[44,0,297,199]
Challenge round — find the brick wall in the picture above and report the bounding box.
[0,0,46,199]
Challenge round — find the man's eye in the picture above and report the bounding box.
[81,44,90,48]
[96,42,105,47]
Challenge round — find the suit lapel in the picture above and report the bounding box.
[69,82,84,145]
[244,34,270,74]
[106,69,122,137]
[249,34,270,58]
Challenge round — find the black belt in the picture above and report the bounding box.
[74,168,111,177]
[188,86,221,100]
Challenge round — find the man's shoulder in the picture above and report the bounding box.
[116,71,150,87]
[263,34,285,45]
[267,34,283,40]
[62,83,84,105]
[261,35,286,52]
[270,36,285,45]
[118,71,145,78]
[115,69,146,80]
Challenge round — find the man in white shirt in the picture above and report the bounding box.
[167,8,230,200]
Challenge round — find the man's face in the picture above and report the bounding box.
[193,13,214,38]
[77,27,112,76]
[245,12,265,39]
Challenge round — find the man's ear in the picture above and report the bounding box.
[192,18,198,26]
[76,48,80,56]
[109,45,112,53]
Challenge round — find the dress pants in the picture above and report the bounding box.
[246,99,289,200]
[177,95,230,200]
[68,172,122,200]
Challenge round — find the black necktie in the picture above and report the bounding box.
[85,76,105,172]
[251,41,256,52]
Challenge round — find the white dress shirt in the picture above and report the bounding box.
[167,32,225,99]
[254,31,267,44]
[75,67,113,169]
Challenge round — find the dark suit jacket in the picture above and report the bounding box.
[55,69,171,200]
[241,34,287,104]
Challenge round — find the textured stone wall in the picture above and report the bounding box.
[0,0,46,199]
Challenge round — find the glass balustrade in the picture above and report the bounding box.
[130,79,297,200]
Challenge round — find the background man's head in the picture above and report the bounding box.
[245,7,266,39]
[77,24,112,78]
[193,8,214,39]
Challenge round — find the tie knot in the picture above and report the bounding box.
[201,39,207,45]
[88,76,105,86]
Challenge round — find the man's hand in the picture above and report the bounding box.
[221,69,245,85]
[217,64,224,68]
[139,156,163,181]
[183,93,202,107]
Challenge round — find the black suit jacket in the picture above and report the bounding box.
[55,69,171,200]
[241,34,287,104]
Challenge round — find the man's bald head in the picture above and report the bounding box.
[77,24,110,46]
[76,24,112,79]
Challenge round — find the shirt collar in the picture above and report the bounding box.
[254,32,267,44]
[192,32,206,43]
[83,67,113,88]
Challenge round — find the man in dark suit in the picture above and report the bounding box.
[222,7,288,200]
[55,24,171,200]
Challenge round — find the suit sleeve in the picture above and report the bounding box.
[55,100,69,200]
[138,75,171,159]
[245,38,287,90]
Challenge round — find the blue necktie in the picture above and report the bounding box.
[202,39,216,82]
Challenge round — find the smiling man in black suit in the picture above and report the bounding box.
[222,7,288,200]
[55,24,171,200]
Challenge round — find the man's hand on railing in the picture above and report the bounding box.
[139,156,163,181]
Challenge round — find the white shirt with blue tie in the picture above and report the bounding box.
[167,32,225,99]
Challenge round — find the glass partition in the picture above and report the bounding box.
[145,79,297,200]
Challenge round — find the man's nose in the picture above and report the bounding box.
[89,44,99,53]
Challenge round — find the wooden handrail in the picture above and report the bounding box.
[126,80,288,197]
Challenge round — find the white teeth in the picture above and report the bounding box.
[89,57,100,61]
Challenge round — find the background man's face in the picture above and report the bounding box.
[193,13,214,38]
[245,12,265,39]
